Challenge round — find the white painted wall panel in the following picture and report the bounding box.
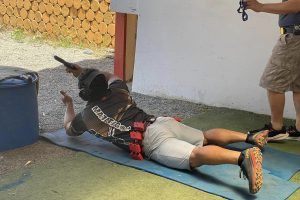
[132,0,295,119]
[110,0,139,14]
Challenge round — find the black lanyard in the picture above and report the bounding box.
[237,0,248,21]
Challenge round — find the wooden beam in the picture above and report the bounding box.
[114,13,126,80]
[124,14,137,82]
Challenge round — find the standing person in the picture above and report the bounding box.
[246,0,300,141]
[60,65,268,194]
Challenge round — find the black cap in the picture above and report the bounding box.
[78,69,109,101]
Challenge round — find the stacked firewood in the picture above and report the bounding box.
[0,0,115,48]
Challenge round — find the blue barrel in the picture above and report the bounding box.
[0,67,39,151]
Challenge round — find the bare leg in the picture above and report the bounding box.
[268,90,285,130]
[189,131,264,194]
[191,128,246,167]
[293,92,300,130]
[203,128,247,146]
[190,145,240,167]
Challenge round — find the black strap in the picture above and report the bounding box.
[283,25,300,35]
[237,0,248,21]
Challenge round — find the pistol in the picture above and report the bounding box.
[54,55,77,70]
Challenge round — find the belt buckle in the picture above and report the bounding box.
[294,25,300,31]
[294,25,300,35]
[147,117,156,124]
[280,27,285,34]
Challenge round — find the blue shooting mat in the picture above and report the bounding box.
[41,129,300,200]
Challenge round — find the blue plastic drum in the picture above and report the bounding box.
[0,66,39,151]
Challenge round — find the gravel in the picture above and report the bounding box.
[0,30,209,176]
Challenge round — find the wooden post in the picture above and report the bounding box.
[114,13,126,80]
[124,14,137,81]
[114,13,138,81]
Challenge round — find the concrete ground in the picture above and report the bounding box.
[1,107,300,200]
[0,29,212,200]
[0,29,206,178]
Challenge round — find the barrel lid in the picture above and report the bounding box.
[0,66,38,88]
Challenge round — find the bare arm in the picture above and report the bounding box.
[246,0,300,14]
[60,90,75,133]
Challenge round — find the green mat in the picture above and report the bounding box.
[183,107,300,155]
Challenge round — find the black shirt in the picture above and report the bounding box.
[68,80,152,150]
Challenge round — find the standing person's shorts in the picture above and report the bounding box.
[260,34,300,93]
[142,117,204,170]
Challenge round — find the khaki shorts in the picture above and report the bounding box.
[260,34,300,93]
[142,117,204,170]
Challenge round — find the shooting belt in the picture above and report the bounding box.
[280,25,300,35]
[129,117,158,160]
[129,117,182,160]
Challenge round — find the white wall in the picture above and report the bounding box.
[132,0,296,119]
